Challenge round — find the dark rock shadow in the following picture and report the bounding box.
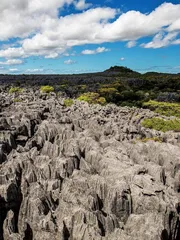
[0,196,7,240]
[62,221,70,240]
[23,223,33,240]
[161,229,169,240]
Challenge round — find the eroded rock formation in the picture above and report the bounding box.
[0,89,180,240]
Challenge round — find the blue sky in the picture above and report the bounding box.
[0,0,180,74]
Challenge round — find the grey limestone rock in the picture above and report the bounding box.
[0,89,179,240]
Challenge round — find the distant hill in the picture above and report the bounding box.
[104,66,135,73]
[104,66,140,77]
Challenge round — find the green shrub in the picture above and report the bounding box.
[118,101,139,107]
[79,85,87,90]
[59,84,67,90]
[9,87,24,94]
[40,85,54,93]
[143,100,180,118]
[135,90,146,100]
[116,90,139,103]
[96,97,107,105]
[100,82,121,89]
[136,137,163,143]
[99,87,118,93]
[141,117,180,132]
[13,98,22,102]
[64,99,74,107]
[77,92,106,105]
[99,87,119,102]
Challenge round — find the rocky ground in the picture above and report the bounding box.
[0,89,180,240]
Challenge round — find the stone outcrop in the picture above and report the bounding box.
[0,89,180,240]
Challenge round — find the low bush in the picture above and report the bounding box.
[77,92,106,105]
[136,137,163,143]
[96,97,107,105]
[79,85,87,90]
[100,82,121,89]
[13,98,23,102]
[99,87,119,102]
[40,85,54,93]
[143,100,180,118]
[64,99,74,107]
[59,84,67,90]
[141,117,180,132]
[9,87,24,94]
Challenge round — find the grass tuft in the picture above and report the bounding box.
[64,99,74,107]
[40,85,54,93]
[9,87,24,94]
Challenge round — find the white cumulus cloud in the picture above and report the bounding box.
[126,40,137,48]
[74,0,92,10]
[0,59,23,65]
[81,47,110,55]
[26,68,44,73]
[0,1,179,64]
[172,39,180,45]
[45,53,59,59]
[0,47,25,59]
[9,68,19,72]
[141,32,178,49]
[64,59,76,64]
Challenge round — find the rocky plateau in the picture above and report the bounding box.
[0,89,180,240]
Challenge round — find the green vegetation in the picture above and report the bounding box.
[141,117,180,132]
[143,100,180,118]
[7,66,180,115]
[39,66,180,109]
[59,84,67,90]
[99,87,119,102]
[13,98,23,102]
[99,87,118,95]
[100,82,121,89]
[77,92,106,105]
[136,137,163,143]
[9,87,24,94]
[40,85,54,93]
[64,99,74,107]
[96,97,107,105]
[79,85,87,90]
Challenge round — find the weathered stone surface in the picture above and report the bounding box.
[0,89,180,240]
